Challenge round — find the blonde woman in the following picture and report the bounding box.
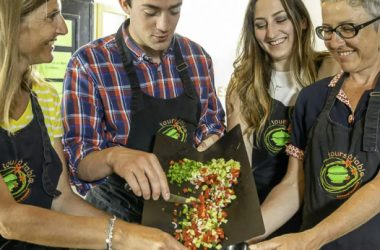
[0,0,185,249]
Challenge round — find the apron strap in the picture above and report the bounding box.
[30,92,61,198]
[115,23,142,113]
[363,71,380,152]
[173,40,197,100]
[320,72,347,116]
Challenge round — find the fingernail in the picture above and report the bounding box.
[164,192,170,200]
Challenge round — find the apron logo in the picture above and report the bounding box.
[320,152,365,199]
[263,120,290,155]
[158,119,188,142]
[1,160,34,202]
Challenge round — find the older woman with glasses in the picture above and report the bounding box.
[249,0,380,249]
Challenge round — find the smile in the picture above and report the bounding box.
[269,37,286,46]
[337,51,354,57]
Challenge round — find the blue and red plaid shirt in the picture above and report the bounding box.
[62,22,226,194]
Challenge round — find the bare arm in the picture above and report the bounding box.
[248,156,304,243]
[250,170,380,250]
[51,138,106,216]
[0,173,185,250]
[306,170,380,248]
[226,90,253,165]
[77,146,170,201]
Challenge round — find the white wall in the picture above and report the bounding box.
[176,0,249,104]
[94,0,325,107]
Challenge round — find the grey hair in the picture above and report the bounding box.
[321,0,380,17]
[321,0,380,30]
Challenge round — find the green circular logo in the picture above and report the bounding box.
[320,157,364,199]
[263,124,290,154]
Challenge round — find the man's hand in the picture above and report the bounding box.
[108,147,170,201]
[197,134,221,152]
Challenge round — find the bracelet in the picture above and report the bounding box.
[105,215,117,250]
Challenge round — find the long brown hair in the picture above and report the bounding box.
[0,0,48,126]
[227,0,321,147]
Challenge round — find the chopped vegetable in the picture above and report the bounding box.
[168,158,241,249]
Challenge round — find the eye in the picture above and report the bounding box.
[144,9,158,16]
[45,10,60,22]
[275,15,288,23]
[339,24,355,32]
[170,6,181,15]
[254,21,267,30]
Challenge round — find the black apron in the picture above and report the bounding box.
[86,24,201,223]
[252,99,292,202]
[252,99,301,236]
[302,72,380,249]
[0,92,62,250]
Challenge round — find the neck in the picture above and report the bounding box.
[348,57,380,88]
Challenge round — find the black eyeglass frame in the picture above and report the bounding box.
[315,16,380,40]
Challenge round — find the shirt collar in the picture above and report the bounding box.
[121,19,175,63]
[328,71,344,87]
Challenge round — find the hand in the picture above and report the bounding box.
[108,147,170,200]
[116,222,187,250]
[249,231,319,250]
[197,134,220,152]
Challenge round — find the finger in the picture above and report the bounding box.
[123,170,142,197]
[250,242,279,250]
[197,134,219,152]
[149,154,170,200]
[142,156,161,200]
[133,167,152,200]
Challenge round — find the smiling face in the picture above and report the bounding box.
[253,0,295,71]
[121,0,182,58]
[322,1,380,74]
[18,0,68,67]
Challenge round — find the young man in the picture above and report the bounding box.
[62,0,225,223]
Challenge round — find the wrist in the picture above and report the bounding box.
[105,146,120,173]
[302,228,325,249]
[105,215,117,250]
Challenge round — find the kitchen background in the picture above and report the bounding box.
[38,0,324,108]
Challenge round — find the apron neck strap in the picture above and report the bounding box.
[115,20,196,99]
[363,71,380,152]
[30,92,61,198]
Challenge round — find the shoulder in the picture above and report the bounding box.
[70,34,118,64]
[32,81,60,101]
[174,34,211,59]
[297,76,333,106]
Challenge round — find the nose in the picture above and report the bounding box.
[266,22,277,39]
[156,13,170,32]
[327,32,345,49]
[56,14,68,36]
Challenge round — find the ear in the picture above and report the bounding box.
[119,0,131,15]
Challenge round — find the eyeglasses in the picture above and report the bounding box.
[315,16,380,40]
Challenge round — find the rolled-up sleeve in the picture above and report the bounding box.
[194,54,226,145]
[62,54,107,195]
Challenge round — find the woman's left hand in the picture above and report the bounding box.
[249,231,319,250]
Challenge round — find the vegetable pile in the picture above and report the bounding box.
[167,158,241,250]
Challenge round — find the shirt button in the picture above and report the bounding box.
[348,114,354,124]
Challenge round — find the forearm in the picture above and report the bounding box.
[305,173,380,248]
[54,191,108,217]
[259,157,304,238]
[77,147,116,181]
[1,204,108,249]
